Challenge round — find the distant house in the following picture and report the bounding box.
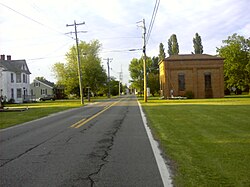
[0,55,31,103]
[159,54,224,99]
[30,79,55,100]
[30,79,65,100]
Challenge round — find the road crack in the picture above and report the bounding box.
[85,107,129,186]
[0,129,66,167]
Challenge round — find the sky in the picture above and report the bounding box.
[1,0,249,85]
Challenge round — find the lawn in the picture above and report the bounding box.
[140,96,250,186]
[0,100,84,129]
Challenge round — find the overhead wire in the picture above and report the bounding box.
[0,2,74,40]
[146,0,160,44]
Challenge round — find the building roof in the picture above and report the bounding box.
[0,59,31,74]
[33,79,55,88]
[165,54,224,61]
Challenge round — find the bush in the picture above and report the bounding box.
[185,91,194,99]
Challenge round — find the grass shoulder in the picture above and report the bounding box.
[139,95,250,186]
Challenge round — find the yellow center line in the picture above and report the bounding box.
[70,118,86,128]
[71,98,125,129]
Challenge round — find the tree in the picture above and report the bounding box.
[52,40,107,96]
[147,56,160,96]
[129,58,144,94]
[129,56,160,96]
[159,43,166,61]
[35,77,47,81]
[168,34,179,55]
[217,34,250,93]
[193,33,203,54]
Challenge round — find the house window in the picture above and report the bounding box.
[17,88,22,98]
[41,89,46,95]
[11,88,14,99]
[178,74,185,91]
[35,82,39,87]
[23,74,26,83]
[205,73,212,89]
[11,73,14,83]
[16,73,21,83]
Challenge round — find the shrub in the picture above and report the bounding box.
[185,91,194,99]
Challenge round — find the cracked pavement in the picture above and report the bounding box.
[0,95,164,187]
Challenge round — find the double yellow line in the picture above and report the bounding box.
[70,99,122,129]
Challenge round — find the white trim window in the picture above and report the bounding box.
[17,88,22,98]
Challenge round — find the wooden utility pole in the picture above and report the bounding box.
[104,58,112,98]
[142,19,147,102]
[66,20,85,105]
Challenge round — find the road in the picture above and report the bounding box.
[0,95,166,187]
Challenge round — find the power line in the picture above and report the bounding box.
[0,2,74,40]
[146,0,160,44]
[101,48,142,53]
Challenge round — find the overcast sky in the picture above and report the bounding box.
[1,0,249,85]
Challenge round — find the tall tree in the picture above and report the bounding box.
[52,40,107,96]
[159,43,166,61]
[193,33,203,54]
[129,58,144,93]
[148,56,160,96]
[217,33,250,92]
[168,34,179,55]
[129,56,160,96]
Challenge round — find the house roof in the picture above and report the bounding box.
[33,79,55,88]
[0,59,31,74]
[165,54,224,61]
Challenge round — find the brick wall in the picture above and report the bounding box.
[159,55,224,99]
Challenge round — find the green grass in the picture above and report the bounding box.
[0,100,83,129]
[0,96,117,129]
[140,96,250,186]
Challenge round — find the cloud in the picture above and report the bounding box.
[1,0,249,84]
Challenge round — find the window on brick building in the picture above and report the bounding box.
[205,73,212,89]
[178,74,185,91]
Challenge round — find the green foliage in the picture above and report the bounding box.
[168,34,179,55]
[129,58,144,92]
[193,33,203,54]
[185,90,194,99]
[35,76,47,81]
[217,34,250,92]
[159,43,166,61]
[109,77,119,96]
[129,56,159,95]
[52,40,107,96]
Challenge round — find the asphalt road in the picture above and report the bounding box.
[0,95,164,187]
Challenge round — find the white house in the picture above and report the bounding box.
[0,55,31,103]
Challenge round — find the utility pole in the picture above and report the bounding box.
[142,19,147,102]
[66,20,85,105]
[118,65,123,96]
[104,58,113,98]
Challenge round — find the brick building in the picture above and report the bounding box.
[159,54,224,99]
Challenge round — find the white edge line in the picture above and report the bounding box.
[137,100,172,187]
